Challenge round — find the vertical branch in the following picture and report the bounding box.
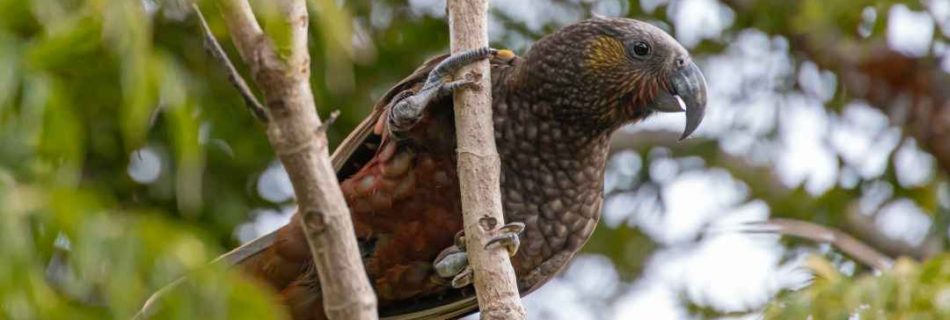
[446,0,527,319]
[214,0,377,319]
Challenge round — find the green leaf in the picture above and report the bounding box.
[767,255,950,319]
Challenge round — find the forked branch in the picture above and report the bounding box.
[207,0,377,318]
[193,6,268,122]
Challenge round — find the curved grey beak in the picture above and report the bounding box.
[645,61,708,140]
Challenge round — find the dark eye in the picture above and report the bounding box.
[632,42,650,57]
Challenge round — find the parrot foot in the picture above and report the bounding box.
[432,222,524,288]
[432,250,472,289]
[433,229,470,280]
[484,222,525,257]
[431,248,473,289]
[454,229,466,251]
[433,246,469,279]
[388,47,498,137]
[451,266,473,288]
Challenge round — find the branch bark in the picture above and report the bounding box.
[446,0,527,319]
[753,218,893,271]
[194,6,268,123]
[214,0,377,318]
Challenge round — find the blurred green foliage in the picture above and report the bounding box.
[767,255,950,320]
[0,0,298,318]
[0,0,946,319]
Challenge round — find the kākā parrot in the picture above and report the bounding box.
[221,16,707,319]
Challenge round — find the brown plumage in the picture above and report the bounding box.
[224,17,708,319]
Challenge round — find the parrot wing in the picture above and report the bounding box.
[217,51,521,319]
[214,54,449,268]
[215,53,490,319]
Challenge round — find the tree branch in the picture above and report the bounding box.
[214,0,265,64]
[747,218,893,271]
[446,0,527,319]
[193,5,268,122]
[213,0,376,318]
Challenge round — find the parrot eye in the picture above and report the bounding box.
[631,42,650,58]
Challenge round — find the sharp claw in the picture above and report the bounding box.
[484,222,525,256]
[451,266,473,288]
[433,250,469,278]
[454,231,466,252]
[498,222,525,234]
[390,48,500,137]
[485,234,521,256]
[437,222,524,288]
[439,77,481,96]
[426,47,495,85]
[433,231,469,280]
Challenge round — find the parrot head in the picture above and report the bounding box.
[519,16,707,139]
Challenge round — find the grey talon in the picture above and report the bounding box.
[431,230,474,282]
[388,47,497,137]
[498,221,525,233]
[485,233,522,256]
[438,77,480,96]
[386,90,417,138]
[484,222,526,256]
[434,250,469,278]
[454,230,466,252]
[451,266,473,288]
[426,47,496,87]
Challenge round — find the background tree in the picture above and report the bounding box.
[0,0,946,319]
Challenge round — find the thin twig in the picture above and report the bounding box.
[316,110,340,134]
[741,218,894,271]
[193,4,269,122]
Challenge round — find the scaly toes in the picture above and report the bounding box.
[451,266,473,288]
[438,74,482,96]
[484,222,526,256]
[432,230,471,282]
[485,233,521,257]
[454,230,466,252]
[388,48,498,137]
[435,221,523,289]
[433,249,469,279]
[498,221,526,234]
[423,47,497,90]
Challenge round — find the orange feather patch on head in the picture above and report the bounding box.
[584,36,627,71]
[585,36,666,121]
